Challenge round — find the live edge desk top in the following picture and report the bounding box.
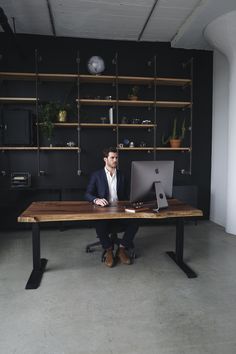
[18,199,203,223]
[18,200,203,290]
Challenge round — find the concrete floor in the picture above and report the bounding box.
[0,221,236,354]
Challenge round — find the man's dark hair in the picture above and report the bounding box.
[103,147,117,158]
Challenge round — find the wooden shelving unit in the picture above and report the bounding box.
[0,56,193,175]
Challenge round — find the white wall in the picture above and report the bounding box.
[210,50,229,226]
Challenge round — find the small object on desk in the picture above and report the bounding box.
[125,202,156,213]
[125,206,151,213]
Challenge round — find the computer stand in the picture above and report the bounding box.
[153,181,168,211]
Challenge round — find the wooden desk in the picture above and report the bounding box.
[18,199,203,289]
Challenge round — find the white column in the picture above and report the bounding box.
[205,11,236,235]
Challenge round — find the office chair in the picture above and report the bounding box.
[85,225,136,262]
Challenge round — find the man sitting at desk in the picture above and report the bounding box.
[85,147,139,268]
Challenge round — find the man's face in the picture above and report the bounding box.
[104,152,118,169]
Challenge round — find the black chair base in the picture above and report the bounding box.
[85,241,101,253]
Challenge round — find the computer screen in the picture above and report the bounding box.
[130,160,174,204]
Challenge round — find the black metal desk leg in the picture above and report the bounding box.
[166,218,197,278]
[25,223,48,289]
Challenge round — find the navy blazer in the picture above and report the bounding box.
[85,169,128,202]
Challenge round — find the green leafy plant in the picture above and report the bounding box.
[162,118,186,145]
[39,102,59,141]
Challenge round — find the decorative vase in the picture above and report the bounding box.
[170,139,181,148]
[58,110,67,123]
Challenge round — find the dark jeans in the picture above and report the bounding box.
[95,219,139,250]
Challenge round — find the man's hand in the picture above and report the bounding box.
[94,198,109,207]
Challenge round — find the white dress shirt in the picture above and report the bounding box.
[105,167,118,203]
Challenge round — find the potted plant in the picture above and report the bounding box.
[162,118,186,148]
[39,102,59,143]
[128,86,139,100]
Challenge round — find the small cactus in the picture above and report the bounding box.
[162,118,186,145]
[128,86,139,100]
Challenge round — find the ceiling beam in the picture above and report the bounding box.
[0,7,13,34]
[138,0,159,41]
[46,0,56,36]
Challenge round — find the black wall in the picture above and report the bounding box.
[0,33,213,229]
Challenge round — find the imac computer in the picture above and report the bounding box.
[130,160,174,210]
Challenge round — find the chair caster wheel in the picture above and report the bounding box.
[86,247,92,253]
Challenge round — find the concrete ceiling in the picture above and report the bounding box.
[0,0,236,49]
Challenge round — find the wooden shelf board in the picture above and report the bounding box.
[38,73,77,81]
[40,147,78,150]
[0,72,35,80]
[156,101,191,108]
[0,146,79,151]
[79,123,155,128]
[0,147,38,150]
[156,78,191,86]
[79,75,115,83]
[118,100,154,106]
[50,123,78,127]
[79,99,153,106]
[0,72,77,81]
[0,72,191,87]
[119,124,155,128]
[80,123,116,128]
[39,123,155,128]
[0,146,191,152]
[79,99,117,106]
[118,76,153,85]
[0,97,37,103]
[156,147,191,151]
[78,99,191,108]
[118,147,154,151]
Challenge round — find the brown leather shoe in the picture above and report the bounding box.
[104,249,114,268]
[117,247,131,265]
